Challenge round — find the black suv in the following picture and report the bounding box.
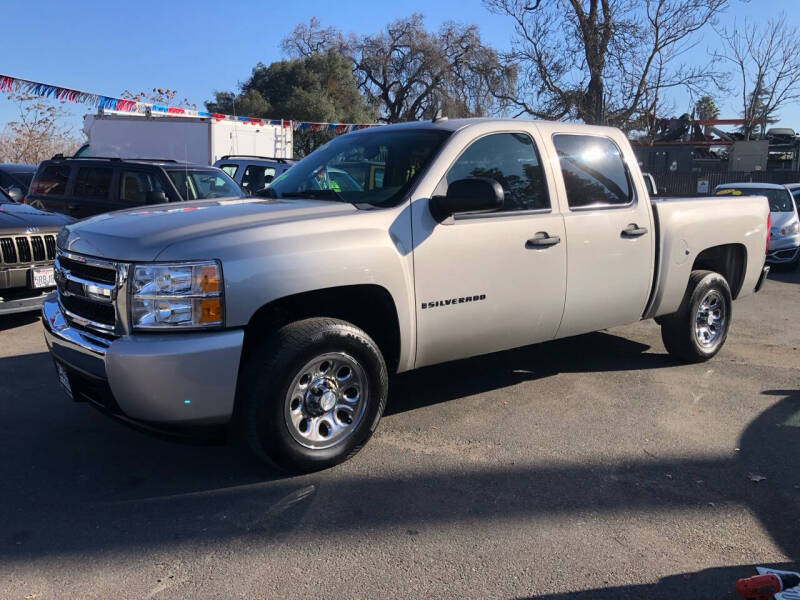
[26,157,243,219]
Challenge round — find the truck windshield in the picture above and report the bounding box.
[167,169,243,200]
[715,187,794,212]
[266,129,451,208]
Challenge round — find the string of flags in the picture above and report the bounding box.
[0,74,379,134]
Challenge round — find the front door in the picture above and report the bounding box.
[412,130,567,368]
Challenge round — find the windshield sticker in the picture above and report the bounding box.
[715,189,742,196]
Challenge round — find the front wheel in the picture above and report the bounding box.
[240,318,388,472]
[660,270,732,363]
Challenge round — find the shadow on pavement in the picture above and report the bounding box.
[519,563,798,599]
[767,264,800,284]
[0,311,39,332]
[388,331,674,416]
[0,340,797,600]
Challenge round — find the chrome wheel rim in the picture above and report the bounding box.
[284,352,368,450]
[694,290,726,348]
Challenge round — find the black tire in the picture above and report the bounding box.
[240,318,388,473]
[660,270,732,363]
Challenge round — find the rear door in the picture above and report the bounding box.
[541,128,655,338]
[69,165,117,218]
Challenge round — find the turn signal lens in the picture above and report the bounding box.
[196,265,220,293]
[197,298,222,324]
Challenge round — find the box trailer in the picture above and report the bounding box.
[81,109,293,164]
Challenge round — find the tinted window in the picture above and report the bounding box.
[30,165,70,196]
[220,164,238,178]
[714,187,794,212]
[241,165,276,191]
[446,132,549,212]
[120,171,167,204]
[11,171,34,188]
[74,167,113,200]
[553,135,632,208]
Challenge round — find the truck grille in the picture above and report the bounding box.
[54,250,122,335]
[0,234,56,265]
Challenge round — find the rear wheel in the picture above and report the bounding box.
[240,318,388,472]
[660,270,732,363]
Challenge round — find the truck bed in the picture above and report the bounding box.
[645,195,770,319]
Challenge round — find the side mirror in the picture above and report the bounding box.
[7,186,23,202]
[146,191,169,204]
[429,178,504,222]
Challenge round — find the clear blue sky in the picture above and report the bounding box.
[3,0,798,135]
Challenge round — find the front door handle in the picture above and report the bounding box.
[621,223,648,237]
[526,232,561,248]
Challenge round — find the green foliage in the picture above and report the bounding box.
[694,95,720,121]
[206,51,374,123]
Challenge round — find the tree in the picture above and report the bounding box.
[694,95,720,121]
[0,92,82,164]
[717,16,800,140]
[282,15,516,122]
[207,52,373,123]
[484,0,727,129]
[207,52,375,156]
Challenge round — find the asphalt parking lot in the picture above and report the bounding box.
[1,270,799,599]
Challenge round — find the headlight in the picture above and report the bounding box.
[130,261,223,329]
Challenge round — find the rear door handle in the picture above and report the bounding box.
[621,223,648,237]
[526,232,561,248]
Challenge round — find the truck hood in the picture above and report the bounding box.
[0,202,74,234]
[58,197,360,261]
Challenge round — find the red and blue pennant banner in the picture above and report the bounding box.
[0,74,379,134]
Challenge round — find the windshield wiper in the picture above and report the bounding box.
[280,189,346,202]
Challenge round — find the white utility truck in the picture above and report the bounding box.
[80,109,293,165]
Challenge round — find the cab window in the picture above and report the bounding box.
[445,132,549,212]
[553,135,633,208]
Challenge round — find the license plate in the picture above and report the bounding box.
[55,362,73,399]
[31,266,56,289]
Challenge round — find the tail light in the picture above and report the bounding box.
[766,213,771,254]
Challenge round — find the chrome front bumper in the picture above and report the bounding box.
[42,293,244,425]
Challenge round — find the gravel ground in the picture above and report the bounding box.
[0,269,798,599]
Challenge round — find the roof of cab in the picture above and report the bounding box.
[348,117,622,136]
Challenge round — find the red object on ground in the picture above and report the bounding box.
[736,573,800,599]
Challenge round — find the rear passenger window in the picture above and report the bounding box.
[445,132,549,212]
[220,164,238,178]
[241,165,276,191]
[553,135,632,208]
[120,171,166,204]
[74,167,113,200]
[30,165,70,196]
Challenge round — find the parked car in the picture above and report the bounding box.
[0,186,74,315]
[0,163,37,201]
[43,118,770,472]
[714,183,800,270]
[214,155,296,194]
[785,182,800,212]
[26,157,243,219]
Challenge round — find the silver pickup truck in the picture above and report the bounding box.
[42,118,770,472]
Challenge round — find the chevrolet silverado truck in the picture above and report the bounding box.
[0,187,74,315]
[42,119,771,472]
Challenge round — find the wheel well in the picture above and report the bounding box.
[691,244,747,298]
[242,285,402,373]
